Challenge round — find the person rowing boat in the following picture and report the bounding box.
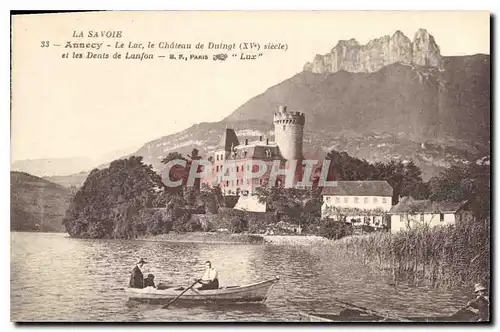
[195,260,219,290]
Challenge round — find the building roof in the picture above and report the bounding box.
[388,197,468,214]
[228,144,284,160]
[218,128,239,151]
[320,181,393,197]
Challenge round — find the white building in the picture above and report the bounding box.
[388,197,474,233]
[321,181,393,228]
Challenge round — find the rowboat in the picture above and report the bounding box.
[298,307,480,322]
[125,276,280,304]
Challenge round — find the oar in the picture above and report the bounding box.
[334,298,412,322]
[162,279,199,309]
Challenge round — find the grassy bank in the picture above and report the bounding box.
[328,218,490,289]
[261,235,330,245]
[137,232,265,244]
[136,232,331,245]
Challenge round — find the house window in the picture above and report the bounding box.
[382,197,387,204]
[440,213,444,222]
[220,154,224,161]
[243,151,248,157]
[354,197,359,204]
[326,197,330,202]
[216,155,219,161]
[226,181,229,186]
[373,197,378,204]
[259,179,263,185]
[364,197,368,204]
[344,197,348,203]
[420,214,424,222]
[335,197,340,204]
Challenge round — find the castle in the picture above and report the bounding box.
[202,105,306,203]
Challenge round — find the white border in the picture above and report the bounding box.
[3,1,497,332]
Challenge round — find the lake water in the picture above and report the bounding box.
[10,232,471,322]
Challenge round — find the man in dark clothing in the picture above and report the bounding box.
[129,258,147,289]
[466,283,490,321]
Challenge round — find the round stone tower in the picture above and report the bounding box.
[273,105,305,161]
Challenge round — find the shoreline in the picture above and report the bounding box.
[136,232,331,245]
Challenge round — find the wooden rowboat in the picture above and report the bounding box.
[125,276,280,304]
[298,307,480,323]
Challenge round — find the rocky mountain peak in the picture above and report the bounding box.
[303,29,444,74]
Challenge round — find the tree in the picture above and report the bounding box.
[161,152,188,193]
[256,186,322,229]
[63,156,169,239]
[429,163,490,219]
[323,150,428,204]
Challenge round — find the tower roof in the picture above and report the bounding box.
[218,128,240,151]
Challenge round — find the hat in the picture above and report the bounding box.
[137,258,148,265]
[474,283,487,293]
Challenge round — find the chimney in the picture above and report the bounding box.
[278,105,287,113]
[245,139,248,145]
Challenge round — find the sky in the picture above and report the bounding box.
[11,11,490,161]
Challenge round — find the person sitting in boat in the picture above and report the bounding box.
[129,258,147,289]
[196,260,219,290]
[466,283,489,321]
[144,274,156,288]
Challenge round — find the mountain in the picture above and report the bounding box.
[11,171,71,232]
[44,29,490,183]
[303,29,443,74]
[12,146,139,178]
[11,157,99,177]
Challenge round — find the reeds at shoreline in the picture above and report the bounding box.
[329,218,490,289]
